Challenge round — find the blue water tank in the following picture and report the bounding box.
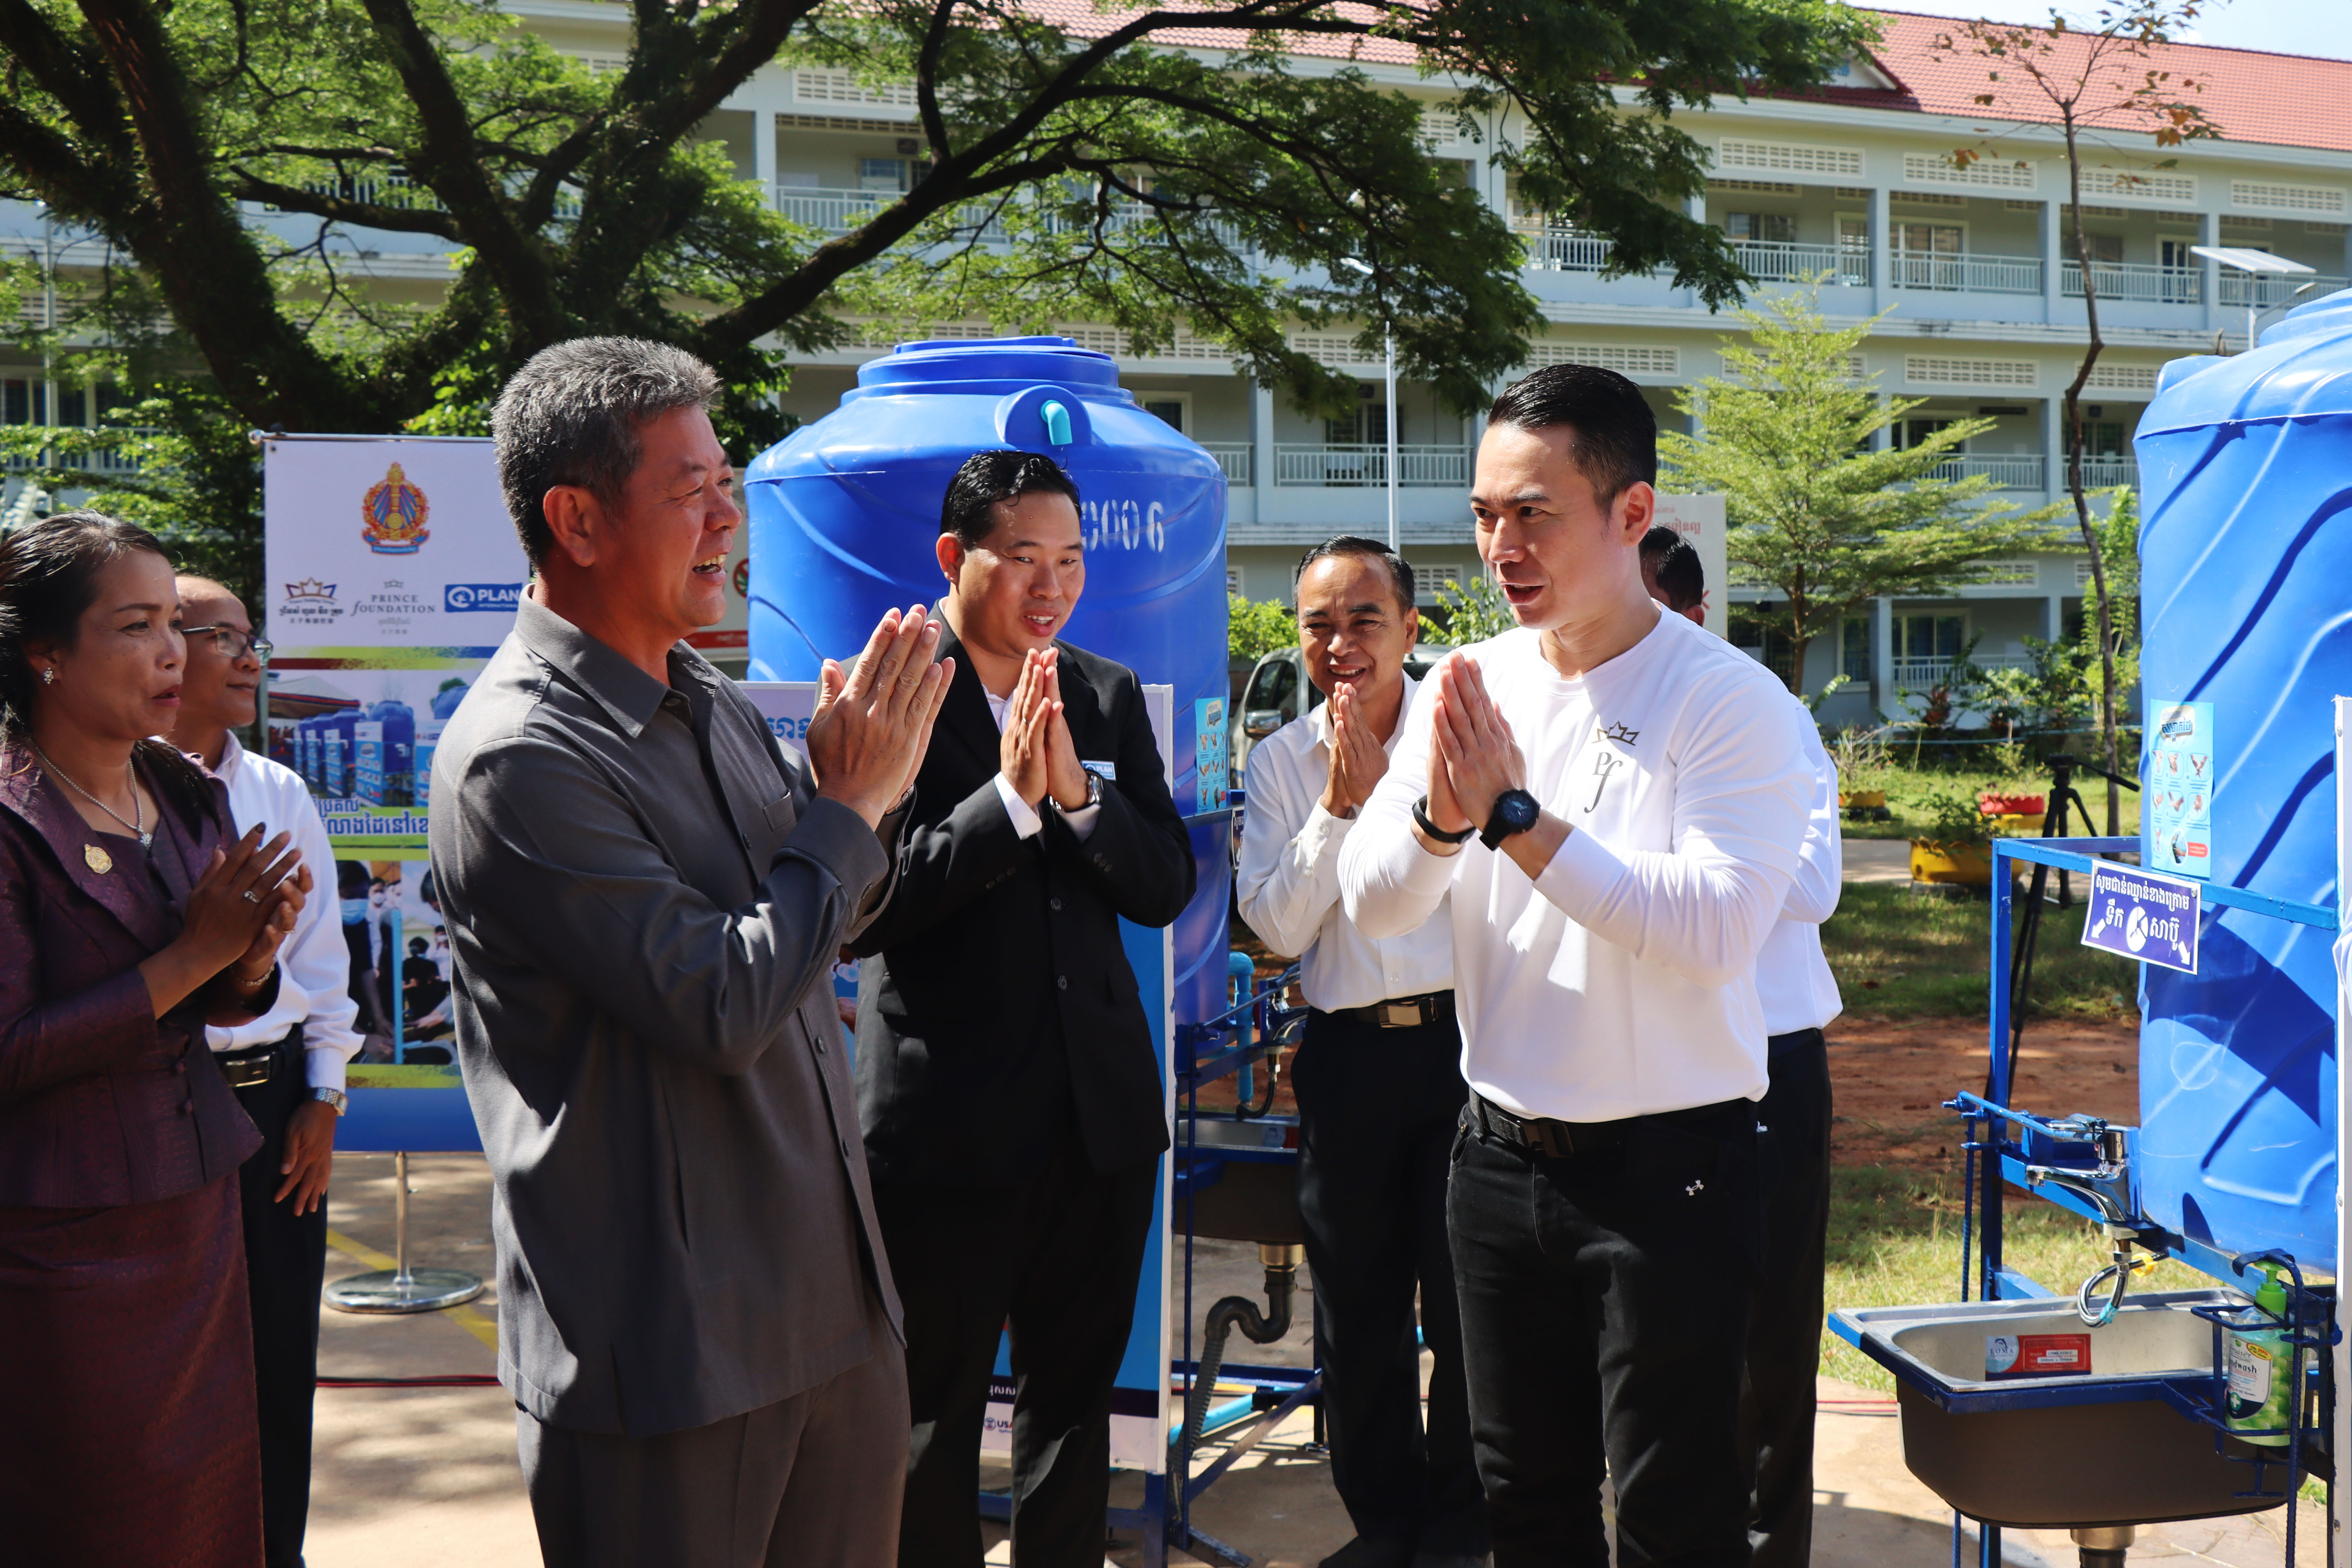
[2132,286,2352,1271]
[744,336,1231,1026]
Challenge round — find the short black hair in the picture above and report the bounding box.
[1639,524,1704,613]
[491,337,722,571]
[1486,362,1657,508]
[940,450,1082,549]
[1292,535,1416,619]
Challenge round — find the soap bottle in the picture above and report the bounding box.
[2225,1264,2296,1447]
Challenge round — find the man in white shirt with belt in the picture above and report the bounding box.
[1641,526,1843,1568]
[1236,537,1485,1568]
[167,576,363,1568]
[1339,364,1814,1568]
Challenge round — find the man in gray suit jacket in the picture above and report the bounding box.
[429,337,952,1568]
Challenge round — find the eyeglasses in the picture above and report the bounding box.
[182,625,273,662]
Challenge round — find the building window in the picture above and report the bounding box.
[1724,212,1797,244]
[1226,567,1241,595]
[1,379,48,425]
[1730,605,1795,689]
[1842,617,1872,682]
[1896,613,1968,662]
[1142,397,1186,433]
[1891,418,1960,453]
[1893,221,1964,255]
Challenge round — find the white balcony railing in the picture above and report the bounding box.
[1889,250,2044,295]
[1199,443,1253,486]
[1728,239,1870,287]
[1517,225,1619,274]
[1,431,158,475]
[2071,455,2140,488]
[1273,444,1468,488]
[2062,261,2201,304]
[1916,454,2046,490]
[2218,272,2349,309]
[770,185,897,232]
[1891,652,2034,690]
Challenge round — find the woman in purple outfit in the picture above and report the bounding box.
[0,511,309,1566]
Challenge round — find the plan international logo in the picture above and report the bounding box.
[361,463,431,555]
[444,583,524,613]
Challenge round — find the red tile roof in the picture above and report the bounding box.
[1011,2,2352,157]
[1853,11,2352,155]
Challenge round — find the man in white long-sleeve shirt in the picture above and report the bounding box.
[1641,526,1843,1568]
[1236,537,1484,1568]
[167,576,363,1568]
[1338,364,1813,1568]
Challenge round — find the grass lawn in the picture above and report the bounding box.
[1841,757,2143,843]
[1822,881,2142,1021]
[1821,1164,2207,1392]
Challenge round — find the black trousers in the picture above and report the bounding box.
[1448,1095,1762,1568]
[875,1130,1159,1568]
[1742,1030,1833,1568]
[231,1037,329,1568]
[1293,1006,1487,1556]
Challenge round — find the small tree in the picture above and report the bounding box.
[1433,572,1518,647]
[1660,280,2060,697]
[2068,485,2141,739]
[1228,594,1295,662]
[1928,2,2217,831]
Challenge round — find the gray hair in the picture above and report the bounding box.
[491,338,721,570]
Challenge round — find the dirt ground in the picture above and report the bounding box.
[1826,1012,2138,1165]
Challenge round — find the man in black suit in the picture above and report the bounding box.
[853,448,1196,1568]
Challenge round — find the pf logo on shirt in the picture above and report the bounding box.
[1584,720,1638,813]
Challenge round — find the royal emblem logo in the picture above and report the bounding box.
[283,577,337,603]
[361,463,431,555]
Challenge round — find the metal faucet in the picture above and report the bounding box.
[2021,1119,2137,1233]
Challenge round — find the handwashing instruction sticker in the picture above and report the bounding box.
[2146,700,2214,879]
[2081,862,2202,975]
[1987,1332,2093,1378]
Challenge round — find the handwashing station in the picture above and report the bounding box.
[1834,287,2352,1568]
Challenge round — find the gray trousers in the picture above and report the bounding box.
[518,1310,909,1568]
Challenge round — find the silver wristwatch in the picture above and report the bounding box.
[311,1087,349,1116]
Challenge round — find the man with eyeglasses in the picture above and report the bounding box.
[166,576,360,1568]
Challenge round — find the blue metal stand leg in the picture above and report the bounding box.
[1140,1472,1169,1568]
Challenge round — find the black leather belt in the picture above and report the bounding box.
[1468,1093,1630,1160]
[214,1031,296,1089]
[1325,990,1454,1030]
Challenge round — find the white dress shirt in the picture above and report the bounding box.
[1236,675,1453,1011]
[1337,608,1813,1124]
[1757,723,1843,1039]
[982,687,1102,841]
[204,732,365,1091]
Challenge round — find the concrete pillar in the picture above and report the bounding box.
[1873,594,1894,710]
[2199,209,2220,338]
[754,106,777,203]
[1251,382,1276,501]
[2041,198,2062,326]
[2043,395,2065,503]
[1870,184,1892,314]
[2046,590,2065,647]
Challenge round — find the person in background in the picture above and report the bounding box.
[434,336,945,1568]
[337,859,393,1049]
[0,511,308,1566]
[852,449,1195,1568]
[166,574,364,1568]
[403,935,446,1017]
[1638,523,1843,1568]
[1338,364,1813,1568]
[1637,524,1707,628]
[1234,535,1485,1568]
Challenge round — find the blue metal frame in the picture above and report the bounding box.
[1938,836,2342,1568]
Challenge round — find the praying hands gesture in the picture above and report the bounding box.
[1416,654,1564,875]
[808,604,954,828]
[999,648,1092,812]
[1319,682,1388,820]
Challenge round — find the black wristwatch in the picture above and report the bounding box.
[1412,794,1476,845]
[1480,789,1541,850]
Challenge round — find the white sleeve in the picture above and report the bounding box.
[993,772,1044,840]
[1531,681,1813,988]
[1338,679,1456,940]
[1234,733,1348,960]
[1780,734,1842,927]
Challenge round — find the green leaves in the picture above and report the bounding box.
[1660,277,2065,694]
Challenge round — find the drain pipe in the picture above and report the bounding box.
[1181,1244,1304,1454]
[2071,1525,2133,1568]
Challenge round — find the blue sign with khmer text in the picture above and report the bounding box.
[2080,861,2201,975]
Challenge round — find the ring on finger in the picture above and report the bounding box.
[241,890,260,904]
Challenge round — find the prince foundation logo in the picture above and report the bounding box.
[361,463,431,555]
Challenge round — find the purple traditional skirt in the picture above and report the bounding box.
[0,1172,262,1566]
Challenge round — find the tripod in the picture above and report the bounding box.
[2004,753,2140,1061]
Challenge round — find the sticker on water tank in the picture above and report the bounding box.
[1986,1332,2092,1378]
[2146,700,2214,879]
[1194,698,1229,815]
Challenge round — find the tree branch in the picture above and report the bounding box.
[228,172,466,239]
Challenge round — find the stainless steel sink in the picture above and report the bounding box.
[1832,1290,2307,1527]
